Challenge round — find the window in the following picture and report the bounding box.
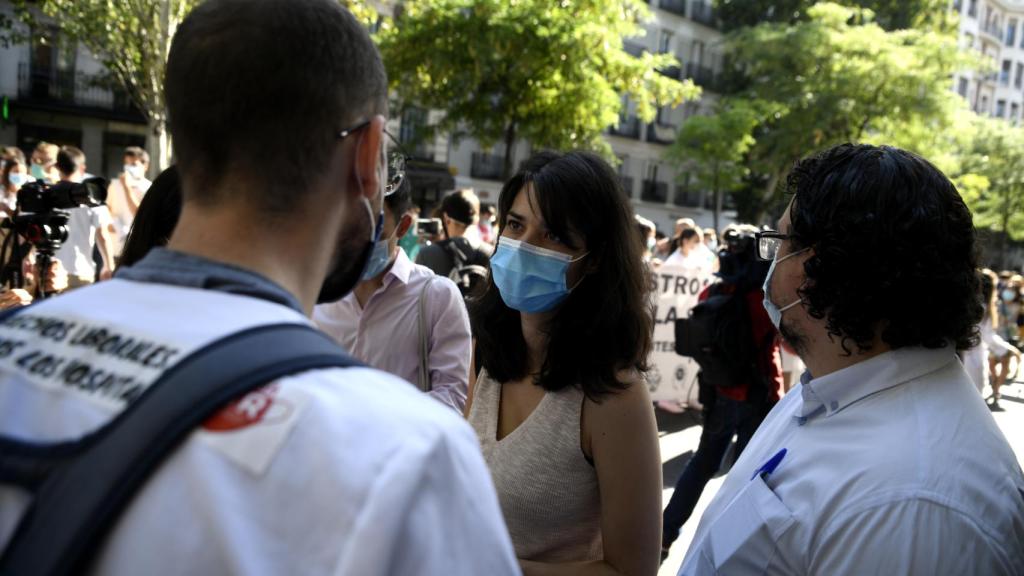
[659,30,674,54]
[958,77,969,97]
[968,0,977,18]
[980,95,989,114]
[1001,60,1012,85]
[1011,102,1020,123]
[690,40,705,68]
[996,99,1006,117]
[1008,19,1018,46]
[1016,62,1023,89]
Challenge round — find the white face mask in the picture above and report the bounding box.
[124,164,145,179]
[762,247,810,329]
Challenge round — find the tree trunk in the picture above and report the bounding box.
[145,113,171,175]
[502,121,517,182]
[712,163,721,234]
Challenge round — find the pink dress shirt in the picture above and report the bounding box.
[313,250,471,413]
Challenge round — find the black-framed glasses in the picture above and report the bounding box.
[336,119,407,196]
[754,230,796,261]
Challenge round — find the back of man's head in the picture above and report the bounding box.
[786,143,982,353]
[165,0,387,213]
[441,189,480,227]
[56,146,86,179]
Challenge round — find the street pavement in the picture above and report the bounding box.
[655,375,1024,576]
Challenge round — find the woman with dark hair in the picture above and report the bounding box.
[465,151,661,575]
[118,166,182,267]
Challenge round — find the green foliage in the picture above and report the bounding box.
[695,2,967,221]
[715,0,950,32]
[377,0,700,177]
[665,99,768,228]
[957,117,1024,243]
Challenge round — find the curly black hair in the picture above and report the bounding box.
[786,143,982,353]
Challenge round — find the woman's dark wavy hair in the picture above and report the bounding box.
[786,143,982,353]
[469,150,653,400]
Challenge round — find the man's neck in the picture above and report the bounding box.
[800,327,891,380]
[167,201,335,316]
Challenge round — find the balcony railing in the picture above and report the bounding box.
[657,64,681,79]
[981,22,1004,42]
[641,180,668,203]
[609,116,642,139]
[16,62,141,118]
[684,63,717,89]
[623,41,645,58]
[646,123,675,145]
[689,0,717,28]
[471,152,505,181]
[658,0,687,17]
[674,186,702,208]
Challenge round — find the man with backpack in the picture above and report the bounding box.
[416,189,491,296]
[661,224,783,561]
[0,1,518,573]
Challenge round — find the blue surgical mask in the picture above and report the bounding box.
[7,173,27,188]
[1002,289,1017,302]
[646,236,657,252]
[30,163,46,181]
[360,234,394,281]
[762,247,810,329]
[490,237,587,313]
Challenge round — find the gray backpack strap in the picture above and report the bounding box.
[417,276,437,391]
[0,322,362,576]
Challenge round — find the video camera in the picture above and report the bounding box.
[0,177,107,297]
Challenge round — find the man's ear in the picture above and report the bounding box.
[395,212,414,239]
[351,114,385,201]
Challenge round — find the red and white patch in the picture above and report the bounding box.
[203,385,280,432]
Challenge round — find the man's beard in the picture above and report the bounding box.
[317,201,376,304]
[779,318,809,358]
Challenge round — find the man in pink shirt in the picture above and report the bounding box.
[314,182,471,413]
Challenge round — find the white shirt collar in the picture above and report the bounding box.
[796,346,958,425]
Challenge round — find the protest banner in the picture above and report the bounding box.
[645,265,714,408]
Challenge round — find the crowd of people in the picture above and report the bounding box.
[0,1,1022,574]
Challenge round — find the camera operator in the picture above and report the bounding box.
[661,223,783,561]
[416,188,492,295]
[0,1,518,573]
[0,251,68,309]
[53,146,117,286]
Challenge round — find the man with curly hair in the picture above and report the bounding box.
[676,144,1024,575]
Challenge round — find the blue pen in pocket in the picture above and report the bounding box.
[751,448,787,481]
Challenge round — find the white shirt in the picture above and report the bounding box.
[663,248,711,273]
[313,250,471,413]
[0,279,519,575]
[679,347,1024,576]
[107,175,152,243]
[54,205,111,278]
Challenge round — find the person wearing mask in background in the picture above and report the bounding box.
[52,146,117,287]
[663,228,708,271]
[29,141,60,184]
[1,147,28,214]
[676,144,1024,575]
[991,275,1023,410]
[636,214,660,266]
[703,229,718,252]
[0,2,519,573]
[466,150,662,576]
[963,269,1020,403]
[478,202,497,245]
[107,146,153,249]
[417,188,492,292]
[314,179,472,414]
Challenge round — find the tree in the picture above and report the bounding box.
[377,0,699,179]
[715,0,950,32]
[956,117,1024,268]
[10,0,200,175]
[665,100,766,231]
[708,3,968,222]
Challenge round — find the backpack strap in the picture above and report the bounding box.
[0,322,362,576]
[417,276,436,392]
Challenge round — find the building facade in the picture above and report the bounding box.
[953,0,1024,124]
[0,2,148,181]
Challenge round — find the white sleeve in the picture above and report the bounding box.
[332,419,520,576]
[425,278,471,414]
[810,498,1017,576]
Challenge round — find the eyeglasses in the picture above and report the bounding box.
[337,119,407,196]
[754,230,797,261]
